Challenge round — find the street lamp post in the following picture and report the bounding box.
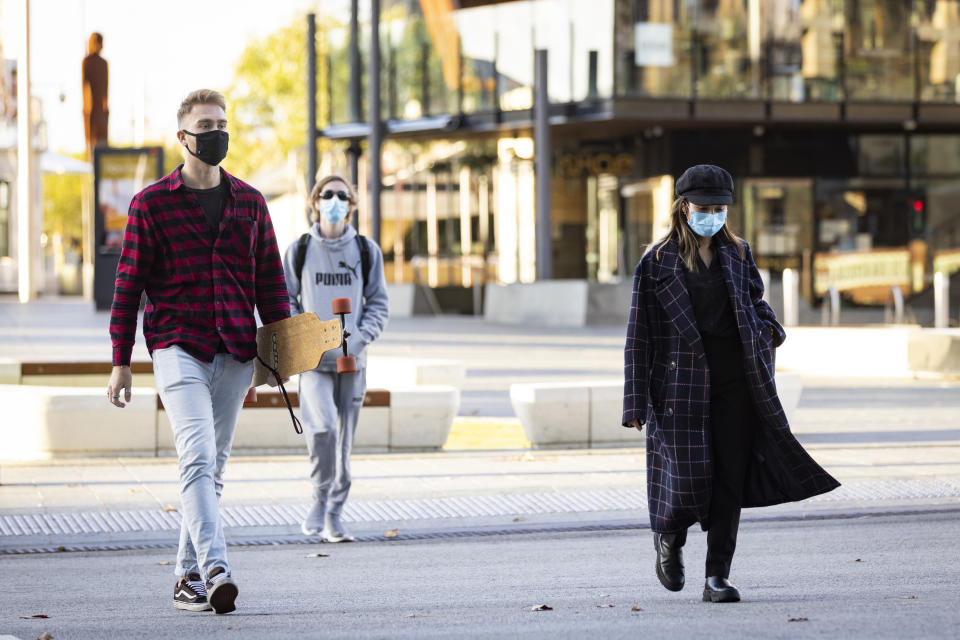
[17,0,36,303]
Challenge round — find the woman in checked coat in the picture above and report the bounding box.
[622,164,839,603]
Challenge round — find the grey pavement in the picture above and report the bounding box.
[1,513,958,639]
[1,442,959,554]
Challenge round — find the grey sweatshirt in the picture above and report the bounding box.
[282,224,389,371]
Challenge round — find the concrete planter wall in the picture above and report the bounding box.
[484,280,631,327]
[0,385,158,459]
[0,357,463,460]
[157,386,458,455]
[511,373,803,449]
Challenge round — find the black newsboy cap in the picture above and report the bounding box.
[675,164,734,205]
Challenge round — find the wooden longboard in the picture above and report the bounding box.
[252,313,342,387]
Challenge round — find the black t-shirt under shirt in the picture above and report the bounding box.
[185,181,229,352]
[185,182,227,237]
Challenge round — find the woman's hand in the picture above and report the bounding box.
[626,419,643,433]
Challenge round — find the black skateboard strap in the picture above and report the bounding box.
[254,355,302,435]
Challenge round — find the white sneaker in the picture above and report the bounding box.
[322,512,355,542]
[301,500,326,536]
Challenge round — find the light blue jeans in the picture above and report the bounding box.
[152,345,253,580]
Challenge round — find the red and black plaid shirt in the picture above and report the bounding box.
[110,165,290,366]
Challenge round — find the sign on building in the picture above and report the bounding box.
[635,23,674,67]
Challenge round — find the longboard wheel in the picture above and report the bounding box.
[337,356,357,374]
[332,298,352,315]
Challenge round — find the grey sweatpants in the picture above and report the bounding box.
[298,368,367,513]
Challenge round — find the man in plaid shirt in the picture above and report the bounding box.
[106,89,289,614]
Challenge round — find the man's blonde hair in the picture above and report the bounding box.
[177,89,226,127]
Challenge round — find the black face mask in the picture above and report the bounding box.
[181,129,229,166]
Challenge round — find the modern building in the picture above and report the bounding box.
[315,0,960,311]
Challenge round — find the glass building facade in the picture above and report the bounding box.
[316,0,960,306]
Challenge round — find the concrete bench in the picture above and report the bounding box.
[0,355,465,391]
[0,381,460,460]
[0,384,159,459]
[156,385,460,454]
[0,360,156,388]
[510,373,803,449]
[908,329,960,377]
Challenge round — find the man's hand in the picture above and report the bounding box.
[244,387,258,404]
[626,419,643,433]
[107,365,133,408]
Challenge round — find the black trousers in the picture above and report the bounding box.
[704,374,757,578]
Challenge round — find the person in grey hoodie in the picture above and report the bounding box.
[282,174,389,541]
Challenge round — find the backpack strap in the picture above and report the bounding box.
[293,233,311,298]
[356,234,371,291]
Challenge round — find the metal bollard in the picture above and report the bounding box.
[782,268,799,327]
[884,285,904,325]
[934,272,949,329]
[821,285,840,326]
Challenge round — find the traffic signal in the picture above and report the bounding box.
[909,196,925,235]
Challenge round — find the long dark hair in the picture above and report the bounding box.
[650,196,746,271]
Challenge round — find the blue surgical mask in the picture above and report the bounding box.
[319,198,349,224]
[687,209,727,237]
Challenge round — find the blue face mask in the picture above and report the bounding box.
[319,198,349,224]
[686,209,727,237]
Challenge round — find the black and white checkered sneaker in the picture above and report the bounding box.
[173,573,212,612]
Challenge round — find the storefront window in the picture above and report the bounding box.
[616,0,694,98]
[694,0,758,99]
[917,0,960,103]
[377,139,497,286]
[843,0,914,101]
[920,179,960,275]
[858,134,906,175]
[742,178,813,273]
[911,134,960,175]
[775,0,844,102]
[0,180,9,258]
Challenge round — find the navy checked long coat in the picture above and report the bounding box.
[622,237,839,534]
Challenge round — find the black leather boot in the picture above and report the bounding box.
[653,531,686,592]
[702,576,740,603]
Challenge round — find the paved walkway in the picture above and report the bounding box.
[2,442,958,553]
[2,296,958,555]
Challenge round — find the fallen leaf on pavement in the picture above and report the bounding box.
[530,604,553,611]
[788,617,808,622]
[19,614,49,619]
[163,505,178,512]
[306,553,329,558]
[854,558,862,562]
[37,633,54,640]
[227,627,240,630]
[157,561,171,566]
[903,595,917,599]
[56,546,66,552]
[384,528,399,538]
[518,452,536,462]
[513,517,525,523]
[630,606,644,612]
[597,604,615,608]
[67,483,81,488]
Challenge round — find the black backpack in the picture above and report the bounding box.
[293,232,371,298]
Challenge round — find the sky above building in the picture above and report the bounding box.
[1,0,347,153]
